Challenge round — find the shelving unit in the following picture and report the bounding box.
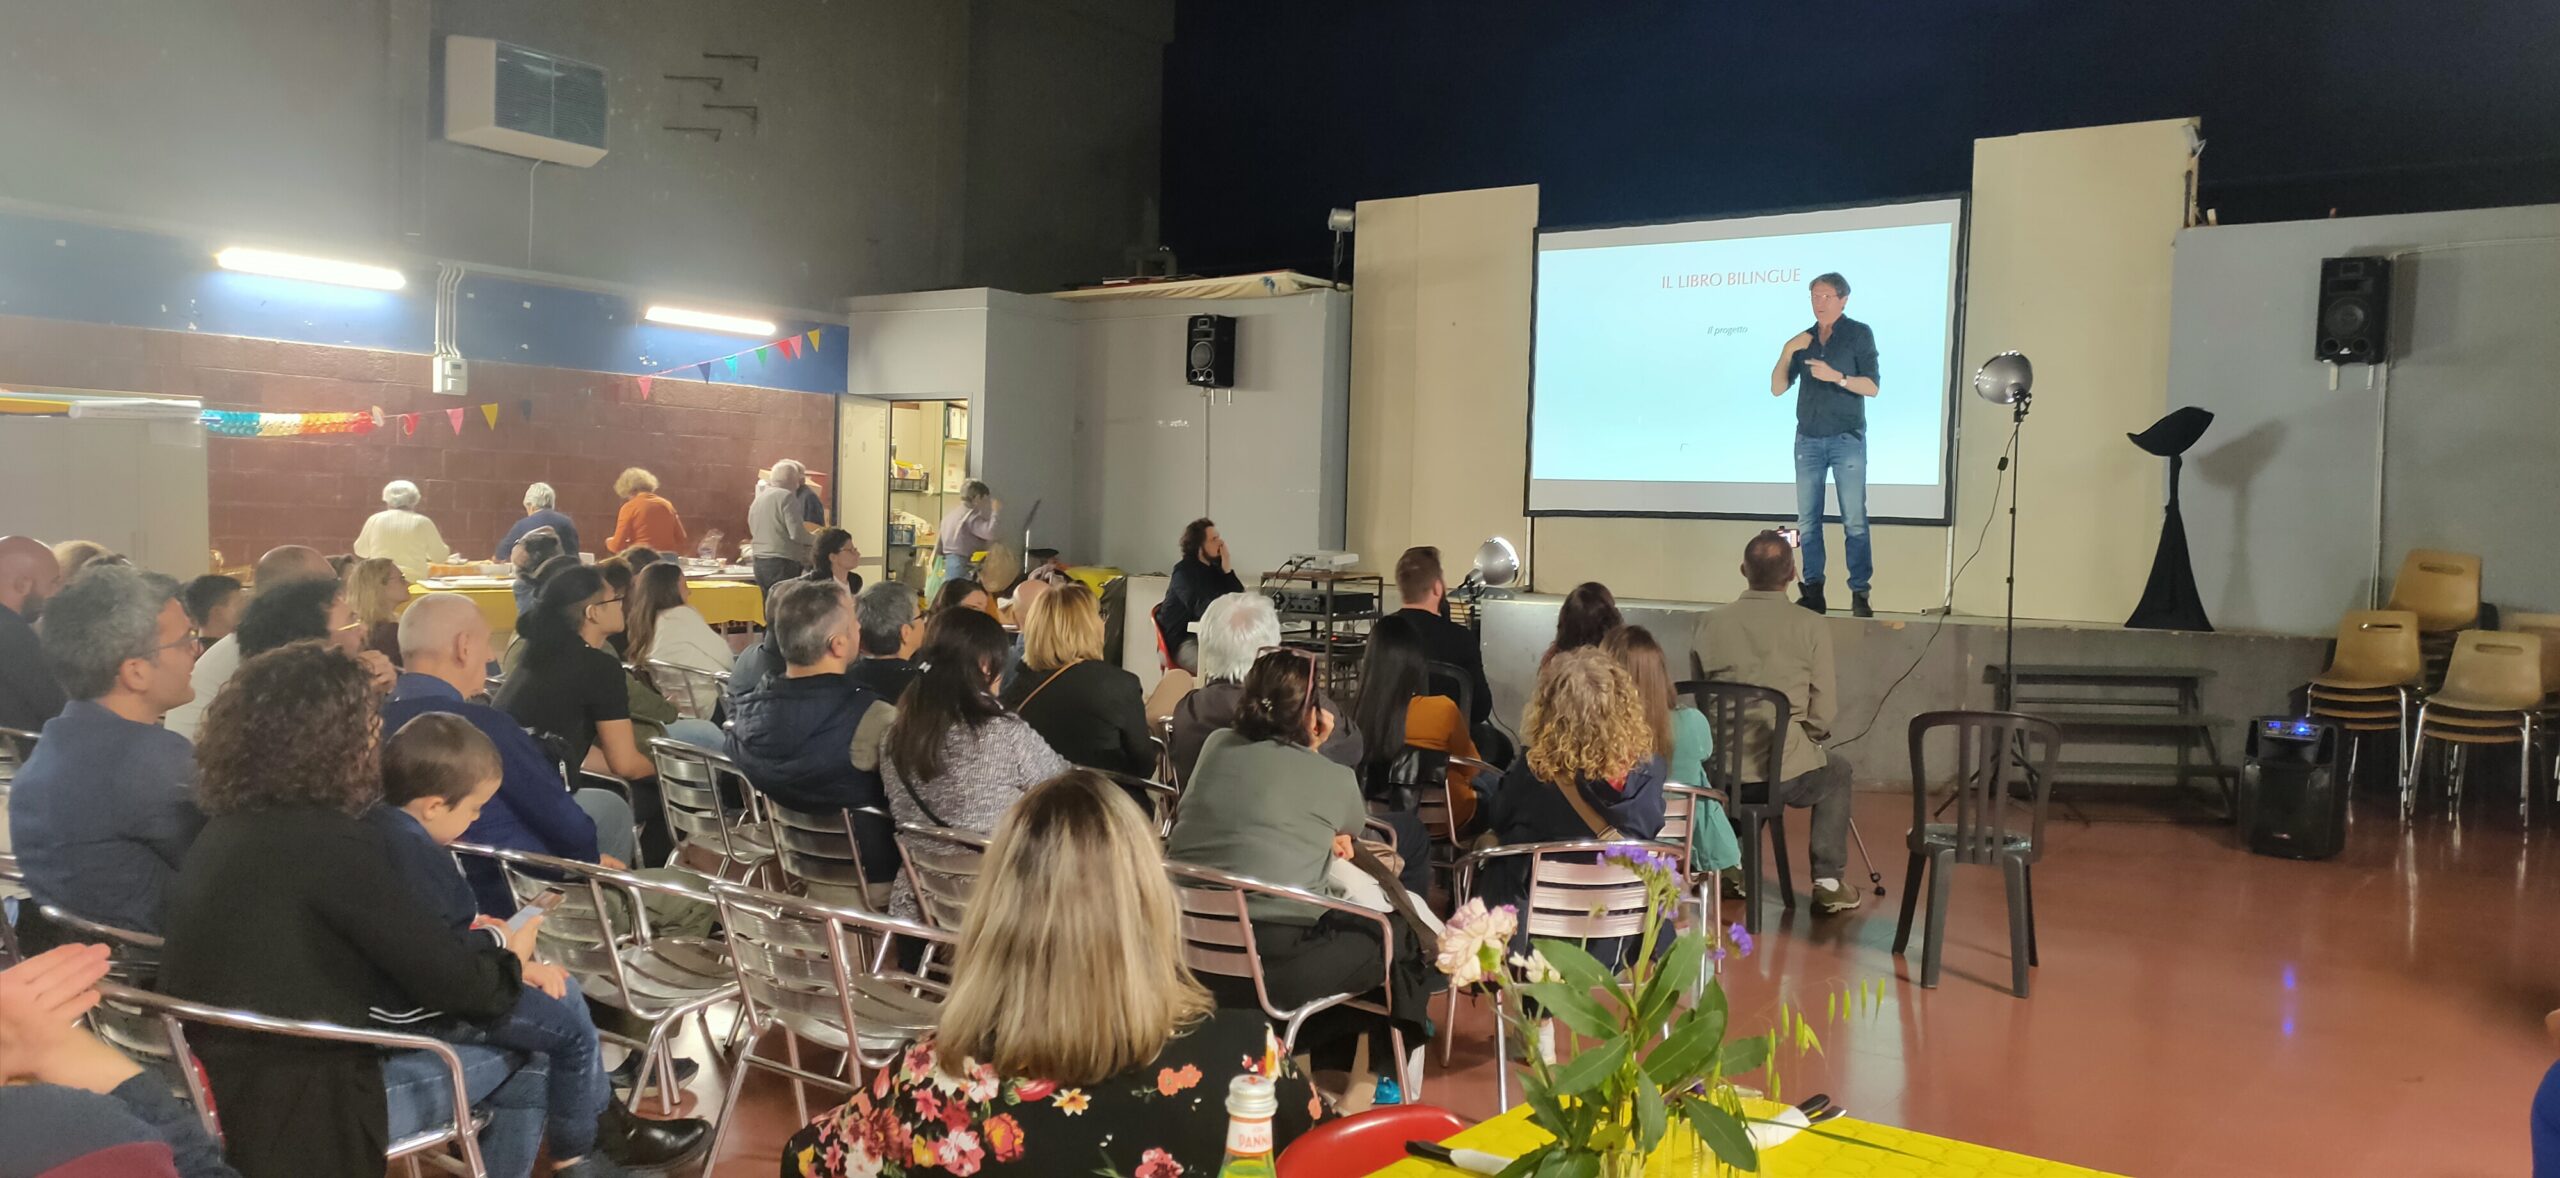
[887,399,968,591]
[1259,568,1383,698]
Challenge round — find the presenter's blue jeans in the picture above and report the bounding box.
[1793,431,1871,593]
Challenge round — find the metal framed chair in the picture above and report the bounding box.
[765,799,894,910]
[647,738,775,880]
[1678,680,1795,933]
[1164,860,1421,1099]
[2305,610,2426,792]
[894,823,990,934]
[1892,711,2063,996]
[92,981,496,1177]
[645,659,729,722]
[2410,630,2545,821]
[1444,839,1674,1108]
[0,724,36,778]
[0,853,23,966]
[706,879,949,1161]
[447,842,738,1114]
[1102,768,1183,836]
[33,906,169,1062]
[1658,781,1729,877]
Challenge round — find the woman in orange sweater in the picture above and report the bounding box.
[607,467,689,555]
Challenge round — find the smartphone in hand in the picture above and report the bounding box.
[505,889,566,934]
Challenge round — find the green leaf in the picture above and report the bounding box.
[1642,996,1729,1086]
[1521,1071,1570,1138]
[1496,1142,1553,1178]
[1537,1150,1600,1178]
[1516,981,1618,1041]
[1719,1033,1771,1077]
[1683,1101,1760,1170]
[1531,938,1627,1007]
[1549,1036,1631,1097]
[1633,1073,1668,1153]
[1637,933,1707,1030]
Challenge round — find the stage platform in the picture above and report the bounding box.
[1475,593,2328,796]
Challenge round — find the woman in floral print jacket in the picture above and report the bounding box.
[788,770,1322,1177]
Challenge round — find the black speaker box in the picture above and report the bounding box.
[2314,256,2392,364]
[1185,314,1236,388]
[2237,717,2348,860]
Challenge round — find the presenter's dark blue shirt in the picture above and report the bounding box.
[1787,315,1879,438]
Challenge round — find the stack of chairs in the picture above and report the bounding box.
[2384,549,2482,688]
[2411,630,2546,821]
[2305,611,2426,794]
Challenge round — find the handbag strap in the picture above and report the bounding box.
[1556,774,1625,841]
[1015,660,1085,712]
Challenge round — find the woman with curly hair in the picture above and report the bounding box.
[156,642,548,1177]
[788,769,1321,1177]
[1467,646,1667,963]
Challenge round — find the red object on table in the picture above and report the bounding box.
[1277,1105,1469,1178]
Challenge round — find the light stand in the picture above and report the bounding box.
[1972,351,2036,712]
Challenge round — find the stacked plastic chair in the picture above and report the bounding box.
[2305,610,2426,800]
[2411,630,2546,821]
[2384,549,2482,687]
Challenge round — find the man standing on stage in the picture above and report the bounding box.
[1769,272,1881,618]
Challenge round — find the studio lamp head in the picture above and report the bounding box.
[1972,351,2033,406]
[1455,535,1521,599]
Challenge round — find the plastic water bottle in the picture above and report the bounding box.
[1217,1074,1277,1177]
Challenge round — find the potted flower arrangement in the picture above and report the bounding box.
[1435,844,1882,1177]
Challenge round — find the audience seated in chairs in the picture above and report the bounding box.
[179,574,244,646]
[786,769,1321,1177]
[1168,593,1363,784]
[235,575,397,693]
[1692,531,1859,914]
[623,562,733,714]
[8,565,204,953]
[369,712,709,1175]
[724,580,902,907]
[1156,517,1245,674]
[343,556,408,665]
[0,943,234,1178]
[930,576,994,620]
[386,592,638,914]
[158,641,547,1178]
[726,584,787,709]
[1466,647,1667,964]
[495,564,678,865]
[1541,581,1624,668]
[578,558,723,756]
[1391,546,1494,728]
[1002,581,1154,776]
[51,540,126,583]
[802,526,864,597]
[165,544,335,741]
[0,535,68,734]
[1605,625,1742,875]
[1351,612,1483,892]
[880,608,1071,922]
[844,580,925,702]
[1166,648,1434,1097]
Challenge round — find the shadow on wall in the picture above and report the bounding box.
[2193,417,2285,625]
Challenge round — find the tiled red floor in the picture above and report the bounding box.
[687,791,2553,1177]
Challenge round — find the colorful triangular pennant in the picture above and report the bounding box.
[695,362,712,382]
[723,355,740,378]
[400,412,418,436]
[445,407,465,433]
[755,345,771,367]
[636,376,653,400]
[804,329,822,353]
[778,336,800,360]
[519,399,534,422]
[480,403,500,429]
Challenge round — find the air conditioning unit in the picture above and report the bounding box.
[443,36,608,167]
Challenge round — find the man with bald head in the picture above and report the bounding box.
[161,544,333,741]
[385,591,632,914]
[0,534,68,731]
[1694,529,1859,915]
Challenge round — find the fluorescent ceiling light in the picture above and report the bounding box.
[644,304,777,336]
[214,247,406,291]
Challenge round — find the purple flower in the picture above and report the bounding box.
[1726,922,1754,958]
[1601,844,1679,879]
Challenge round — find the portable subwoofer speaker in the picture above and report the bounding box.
[1185,314,1236,388]
[2237,717,2348,860]
[2314,256,2392,364]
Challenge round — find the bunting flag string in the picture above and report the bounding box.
[632,325,834,400]
[200,409,378,438]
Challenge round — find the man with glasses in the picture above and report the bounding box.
[7,565,207,950]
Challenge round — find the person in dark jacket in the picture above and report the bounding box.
[157,642,545,1178]
[494,482,580,563]
[725,580,900,905]
[1155,517,1244,673]
[1001,582,1153,776]
[1167,593,1361,784]
[508,527,565,617]
[1391,545,1494,726]
[844,580,924,702]
[1467,648,1667,967]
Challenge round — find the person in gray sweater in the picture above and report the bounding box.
[879,608,1070,923]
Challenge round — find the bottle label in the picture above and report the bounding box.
[1225,1116,1273,1157]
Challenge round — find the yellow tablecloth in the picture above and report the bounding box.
[407,580,767,636]
[1363,1102,2118,1178]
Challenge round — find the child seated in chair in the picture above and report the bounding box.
[372,713,710,1175]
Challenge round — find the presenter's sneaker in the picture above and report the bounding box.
[1852,592,1874,619]
[1797,582,1828,614]
[1812,879,1863,915]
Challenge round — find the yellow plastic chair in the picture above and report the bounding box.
[2506,612,2560,698]
[2306,610,2425,787]
[2385,549,2483,633]
[2411,630,2544,821]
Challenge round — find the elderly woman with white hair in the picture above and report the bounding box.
[1165,591,1363,783]
[493,481,581,563]
[748,458,818,594]
[351,478,456,579]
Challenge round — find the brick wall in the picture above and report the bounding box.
[0,314,837,570]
